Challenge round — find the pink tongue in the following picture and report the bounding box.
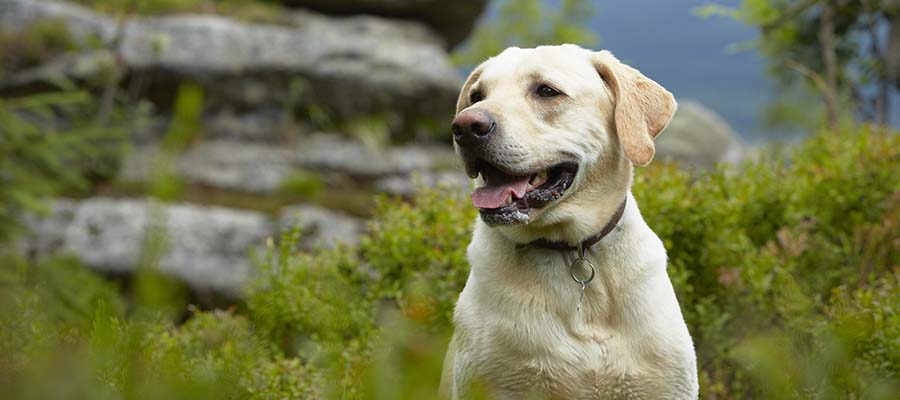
[471,177,530,209]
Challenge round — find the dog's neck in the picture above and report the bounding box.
[525,197,627,251]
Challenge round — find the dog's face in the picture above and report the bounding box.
[452,44,676,229]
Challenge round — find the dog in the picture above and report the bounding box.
[440,45,698,399]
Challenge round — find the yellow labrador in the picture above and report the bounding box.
[441,45,698,399]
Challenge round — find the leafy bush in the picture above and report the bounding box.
[361,187,475,326]
[634,126,900,398]
[0,126,898,399]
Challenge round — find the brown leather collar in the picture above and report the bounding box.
[525,198,627,252]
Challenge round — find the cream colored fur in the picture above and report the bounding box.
[441,45,698,399]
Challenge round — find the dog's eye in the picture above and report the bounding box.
[469,91,484,104]
[536,85,561,98]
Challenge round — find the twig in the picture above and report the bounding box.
[785,58,839,122]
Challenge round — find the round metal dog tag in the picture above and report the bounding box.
[570,257,595,285]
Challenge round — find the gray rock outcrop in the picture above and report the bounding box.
[0,0,461,137]
[121,134,461,194]
[22,198,367,295]
[23,198,273,295]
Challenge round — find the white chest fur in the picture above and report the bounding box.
[446,202,698,399]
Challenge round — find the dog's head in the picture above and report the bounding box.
[452,45,676,232]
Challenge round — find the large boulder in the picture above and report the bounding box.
[22,198,274,295]
[282,0,489,48]
[655,100,744,169]
[0,0,462,138]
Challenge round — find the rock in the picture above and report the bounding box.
[0,0,462,138]
[121,135,460,193]
[655,100,744,169]
[278,205,364,249]
[293,134,459,178]
[204,109,300,143]
[282,0,489,48]
[23,198,274,295]
[374,171,469,197]
[121,140,297,194]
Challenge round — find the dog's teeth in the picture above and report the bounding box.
[505,194,513,205]
[531,170,549,187]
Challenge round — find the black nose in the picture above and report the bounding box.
[451,110,496,145]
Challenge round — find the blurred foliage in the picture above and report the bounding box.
[144,82,206,203]
[278,170,325,199]
[0,19,79,77]
[360,188,474,326]
[2,124,899,398]
[0,89,129,245]
[453,0,598,69]
[698,0,896,131]
[634,125,900,398]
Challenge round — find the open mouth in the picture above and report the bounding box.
[470,160,578,225]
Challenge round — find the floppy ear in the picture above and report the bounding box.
[592,51,677,166]
[456,63,485,115]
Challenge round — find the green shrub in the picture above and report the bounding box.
[249,234,373,350]
[0,254,125,371]
[634,127,900,398]
[1,126,898,399]
[830,271,900,381]
[361,187,475,326]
